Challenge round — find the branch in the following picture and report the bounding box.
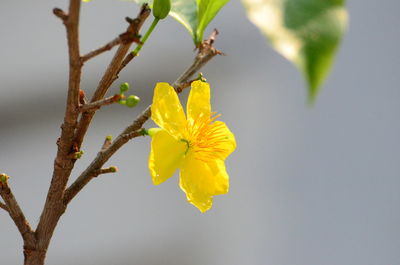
[53,8,68,21]
[95,166,119,176]
[81,37,122,62]
[0,177,35,244]
[80,94,123,112]
[36,0,83,248]
[81,28,141,62]
[63,30,221,204]
[64,129,144,204]
[74,5,151,150]
[0,201,8,212]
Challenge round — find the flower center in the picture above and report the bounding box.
[183,113,231,162]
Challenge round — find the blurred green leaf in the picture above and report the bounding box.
[132,0,230,44]
[196,0,230,43]
[241,0,348,102]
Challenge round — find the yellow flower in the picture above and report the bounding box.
[149,80,236,212]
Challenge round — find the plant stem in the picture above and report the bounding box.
[132,18,159,55]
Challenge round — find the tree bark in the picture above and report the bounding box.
[24,248,46,265]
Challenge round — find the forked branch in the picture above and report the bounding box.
[81,25,142,62]
[0,178,35,244]
[74,5,151,149]
[64,30,221,205]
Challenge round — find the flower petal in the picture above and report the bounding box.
[179,155,229,212]
[208,121,237,160]
[149,129,188,185]
[151,82,187,138]
[187,80,211,122]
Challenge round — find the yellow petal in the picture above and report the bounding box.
[207,121,237,160]
[151,82,187,138]
[149,130,187,185]
[179,155,229,212]
[187,80,211,123]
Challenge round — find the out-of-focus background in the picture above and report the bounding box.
[1,0,399,264]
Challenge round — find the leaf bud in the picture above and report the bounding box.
[126,95,140,108]
[153,0,171,20]
[74,151,84,159]
[0,173,9,184]
[109,166,118,173]
[147,127,162,137]
[120,82,130,94]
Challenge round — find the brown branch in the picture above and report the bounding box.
[117,51,136,76]
[64,128,144,204]
[95,166,119,176]
[64,31,221,205]
[81,37,122,62]
[101,135,113,150]
[36,0,83,251]
[0,201,9,212]
[73,5,151,150]
[79,94,123,112]
[0,179,35,244]
[53,8,68,21]
[81,27,142,62]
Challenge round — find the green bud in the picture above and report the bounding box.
[118,100,126,105]
[105,135,112,141]
[126,95,140,108]
[0,173,9,184]
[109,166,118,173]
[120,82,130,94]
[153,0,171,19]
[197,73,207,82]
[74,151,83,159]
[147,127,162,137]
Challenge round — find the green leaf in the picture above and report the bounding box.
[241,0,348,102]
[132,0,230,44]
[196,0,230,43]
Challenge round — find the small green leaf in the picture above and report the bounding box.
[196,0,230,44]
[132,0,230,44]
[241,0,348,102]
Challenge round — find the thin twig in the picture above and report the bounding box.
[64,129,144,204]
[53,8,68,21]
[0,201,9,212]
[64,31,221,205]
[80,94,123,112]
[74,5,151,150]
[0,181,35,244]
[81,37,122,62]
[95,166,119,176]
[101,135,113,150]
[81,27,142,62]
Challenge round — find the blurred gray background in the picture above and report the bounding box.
[1,0,399,264]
